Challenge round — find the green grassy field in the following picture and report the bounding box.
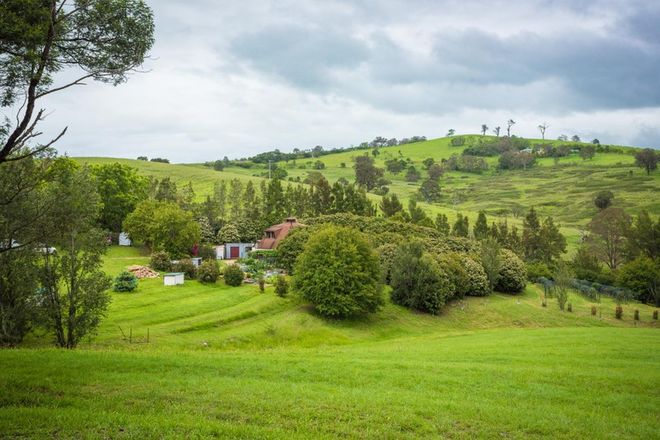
[2,246,658,438]
[74,136,660,253]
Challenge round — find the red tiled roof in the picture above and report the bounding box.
[256,218,302,250]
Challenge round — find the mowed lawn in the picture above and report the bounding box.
[1,246,659,438]
[0,328,658,439]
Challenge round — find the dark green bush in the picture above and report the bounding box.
[150,251,171,271]
[591,306,597,316]
[390,242,452,315]
[275,275,288,298]
[654,310,658,320]
[173,259,196,279]
[197,260,220,283]
[113,271,138,292]
[634,310,640,321]
[615,305,623,319]
[495,249,527,293]
[461,256,490,296]
[276,227,311,273]
[293,226,382,318]
[435,252,469,299]
[223,264,244,286]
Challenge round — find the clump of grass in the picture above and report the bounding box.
[258,276,265,293]
[615,306,623,320]
[653,310,658,320]
[634,310,640,321]
[591,306,597,316]
[567,303,573,312]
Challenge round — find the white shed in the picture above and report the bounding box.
[215,245,225,260]
[164,272,184,286]
[118,232,132,246]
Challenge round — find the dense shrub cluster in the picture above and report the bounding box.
[390,243,452,314]
[495,249,527,293]
[150,251,171,271]
[172,258,196,279]
[498,151,536,170]
[444,154,489,173]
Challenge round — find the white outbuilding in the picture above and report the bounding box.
[164,272,184,286]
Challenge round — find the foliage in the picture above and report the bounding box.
[526,261,552,281]
[434,252,469,299]
[452,213,469,237]
[0,247,40,346]
[37,164,112,348]
[587,207,631,269]
[293,226,383,318]
[479,239,501,293]
[473,211,489,240]
[197,245,217,261]
[554,263,572,311]
[223,264,244,287]
[498,151,536,170]
[405,165,421,182]
[627,210,660,260]
[572,245,602,282]
[418,178,441,202]
[150,251,172,272]
[354,155,384,190]
[0,0,155,162]
[615,305,623,319]
[275,275,289,297]
[445,154,489,173]
[123,200,200,257]
[377,243,399,285]
[427,163,444,180]
[276,227,311,273]
[450,136,466,147]
[197,260,220,283]
[113,271,138,292]
[92,163,148,233]
[173,259,196,280]
[522,208,566,263]
[379,194,403,217]
[390,242,452,315]
[461,256,490,297]
[616,257,659,305]
[593,191,614,210]
[196,216,216,243]
[495,249,527,294]
[216,223,240,244]
[435,214,450,236]
[634,148,658,175]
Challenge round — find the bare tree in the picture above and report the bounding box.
[506,119,516,137]
[538,123,548,140]
[481,124,488,136]
[492,126,501,137]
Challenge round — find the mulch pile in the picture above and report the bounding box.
[127,265,159,279]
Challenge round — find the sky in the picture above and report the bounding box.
[21,0,660,162]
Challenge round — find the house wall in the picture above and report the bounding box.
[224,243,254,259]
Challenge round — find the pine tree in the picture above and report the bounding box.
[452,213,469,237]
[473,211,489,240]
[435,214,450,236]
[522,207,542,261]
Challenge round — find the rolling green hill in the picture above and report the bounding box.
[2,246,659,438]
[74,136,659,251]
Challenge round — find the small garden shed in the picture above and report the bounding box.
[164,272,184,286]
[224,243,253,259]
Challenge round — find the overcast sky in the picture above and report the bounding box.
[26,0,660,162]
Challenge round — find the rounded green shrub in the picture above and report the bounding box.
[293,226,382,318]
[113,271,138,292]
[461,256,490,297]
[391,243,452,314]
[173,258,196,279]
[435,252,469,299]
[495,249,527,293]
[197,260,220,283]
[276,227,311,273]
[275,275,288,298]
[150,251,171,271]
[223,264,244,287]
[197,245,217,261]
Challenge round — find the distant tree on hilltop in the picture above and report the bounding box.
[635,148,659,175]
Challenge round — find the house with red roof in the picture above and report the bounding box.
[256,217,302,250]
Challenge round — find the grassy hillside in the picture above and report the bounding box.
[74,135,659,251]
[2,246,659,438]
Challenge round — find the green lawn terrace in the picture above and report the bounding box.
[74,135,660,253]
[3,245,659,438]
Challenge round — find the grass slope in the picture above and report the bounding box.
[74,135,660,252]
[2,246,658,438]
